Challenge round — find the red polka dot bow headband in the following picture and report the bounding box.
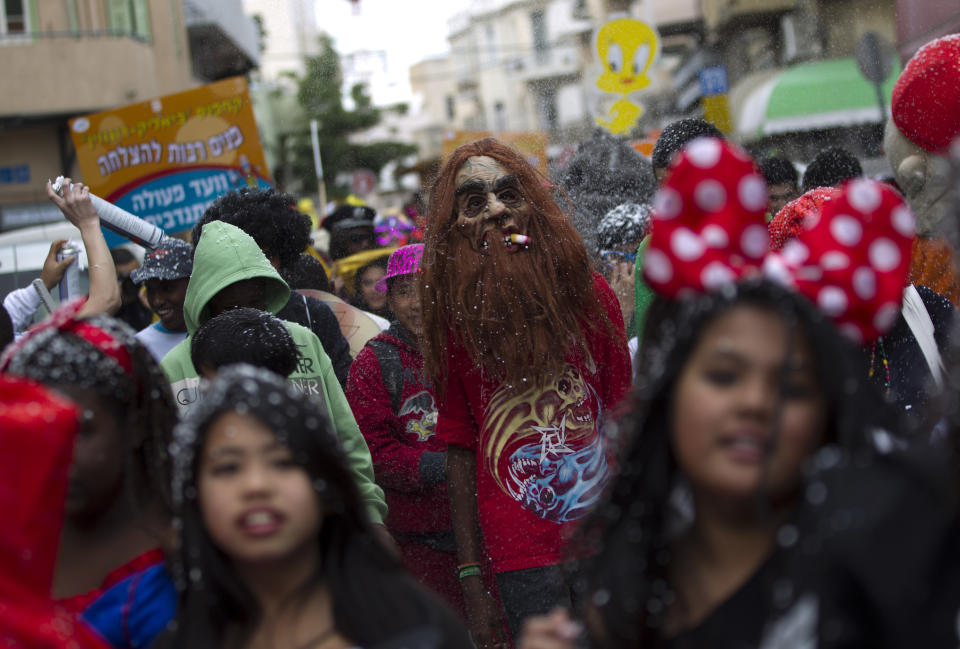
[643,138,916,343]
[0,297,133,375]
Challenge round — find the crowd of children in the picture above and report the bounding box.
[2,32,960,649]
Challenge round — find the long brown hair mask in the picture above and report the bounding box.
[420,137,619,396]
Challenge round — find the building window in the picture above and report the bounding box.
[446,96,456,121]
[572,0,589,20]
[485,22,497,66]
[106,0,151,40]
[531,10,547,64]
[494,101,506,132]
[1,0,28,35]
[131,0,151,40]
[540,88,557,131]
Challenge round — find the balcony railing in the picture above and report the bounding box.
[0,28,149,43]
[517,44,581,83]
[702,0,798,30]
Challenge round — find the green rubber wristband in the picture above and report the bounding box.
[457,565,482,580]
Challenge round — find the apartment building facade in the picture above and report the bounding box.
[408,0,707,160]
[0,0,257,231]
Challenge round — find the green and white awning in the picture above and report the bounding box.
[732,57,901,141]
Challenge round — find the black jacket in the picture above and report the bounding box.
[278,293,352,386]
[865,285,957,424]
[666,446,960,649]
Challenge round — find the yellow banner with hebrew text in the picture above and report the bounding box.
[68,76,271,246]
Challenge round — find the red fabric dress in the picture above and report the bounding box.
[436,273,632,574]
[57,548,165,616]
[0,377,111,649]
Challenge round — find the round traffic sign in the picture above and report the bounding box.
[351,169,377,198]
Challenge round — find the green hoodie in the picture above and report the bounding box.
[161,220,386,523]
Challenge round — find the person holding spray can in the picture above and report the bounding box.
[45,178,121,318]
[2,239,79,338]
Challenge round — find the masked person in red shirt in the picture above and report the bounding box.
[420,138,632,647]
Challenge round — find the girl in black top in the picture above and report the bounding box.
[563,284,959,649]
[574,281,889,649]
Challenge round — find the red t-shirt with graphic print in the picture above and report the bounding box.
[436,273,631,573]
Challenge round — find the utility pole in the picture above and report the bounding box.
[310,119,327,217]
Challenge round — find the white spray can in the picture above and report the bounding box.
[57,240,82,302]
[51,176,165,249]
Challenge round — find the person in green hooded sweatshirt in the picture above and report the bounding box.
[161,220,388,524]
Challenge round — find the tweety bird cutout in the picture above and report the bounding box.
[594,18,660,134]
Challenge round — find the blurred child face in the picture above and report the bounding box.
[597,244,638,281]
[670,305,827,507]
[359,266,387,311]
[197,411,321,567]
[387,275,422,338]
[768,183,799,217]
[115,260,140,306]
[344,228,375,257]
[54,386,128,521]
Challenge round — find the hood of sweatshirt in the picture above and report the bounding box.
[184,221,290,334]
[380,322,420,353]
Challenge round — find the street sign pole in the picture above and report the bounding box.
[310,119,327,218]
[855,32,894,124]
[873,81,886,123]
[699,65,732,133]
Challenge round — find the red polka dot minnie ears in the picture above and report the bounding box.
[643,138,916,343]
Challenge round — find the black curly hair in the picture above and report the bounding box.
[758,156,799,188]
[0,304,12,352]
[192,188,311,269]
[651,118,724,173]
[801,147,862,193]
[281,253,332,292]
[190,307,299,378]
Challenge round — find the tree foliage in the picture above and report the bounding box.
[276,34,417,197]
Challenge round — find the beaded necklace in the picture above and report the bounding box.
[868,337,892,396]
